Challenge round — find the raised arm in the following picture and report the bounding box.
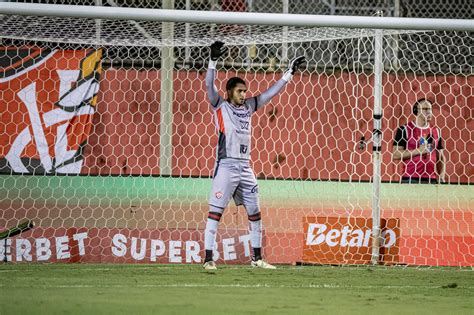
[205,41,228,108]
[252,56,305,111]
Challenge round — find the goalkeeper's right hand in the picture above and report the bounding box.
[210,41,228,61]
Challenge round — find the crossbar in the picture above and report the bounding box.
[0,3,473,32]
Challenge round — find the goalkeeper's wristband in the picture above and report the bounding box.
[208,59,218,70]
[282,70,293,82]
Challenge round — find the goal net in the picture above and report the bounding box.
[0,4,472,266]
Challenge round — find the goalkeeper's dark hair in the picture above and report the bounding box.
[226,77,246,92]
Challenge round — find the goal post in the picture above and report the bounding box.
[0,3,472,266]
[370,26,384,265]
[1,2,473,31]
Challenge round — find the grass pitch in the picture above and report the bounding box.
[0,264,472,315]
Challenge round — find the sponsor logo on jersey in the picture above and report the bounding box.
[232,111,251,118]
[215,191,223,199]
[235,130,250,135]
[239,120,249,130]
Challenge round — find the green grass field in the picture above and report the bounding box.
[0,264,472,315]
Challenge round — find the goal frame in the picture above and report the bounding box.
[1,2,473,31]
[0,2,472,265]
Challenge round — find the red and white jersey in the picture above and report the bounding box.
[393,121,443,180]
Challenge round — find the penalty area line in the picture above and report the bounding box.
[0,283,472,289]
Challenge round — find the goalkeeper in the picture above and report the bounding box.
[203,41,305,270]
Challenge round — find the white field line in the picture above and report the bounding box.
[0,266,285,273]
[0,266,183,272]
[0,283,473,289]
[0,266,473,273]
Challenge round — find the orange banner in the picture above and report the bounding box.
[302,216,400,265]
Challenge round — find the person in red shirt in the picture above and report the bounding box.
[392,98,446,184]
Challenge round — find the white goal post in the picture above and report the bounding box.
[1,2,473,31]
[0,3,472,266]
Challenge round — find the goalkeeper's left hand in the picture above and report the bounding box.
[283,56,306,81]
[209,41,228,70]
[210,41,227,61]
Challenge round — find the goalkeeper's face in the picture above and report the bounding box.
[228,83,247,106]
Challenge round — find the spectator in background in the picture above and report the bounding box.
[392,98,446,184]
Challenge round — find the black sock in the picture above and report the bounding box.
[253,248,262,261]
[205,250,213,262]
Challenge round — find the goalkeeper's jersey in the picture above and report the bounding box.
[212,99,257,160]
[205,62,289,161]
